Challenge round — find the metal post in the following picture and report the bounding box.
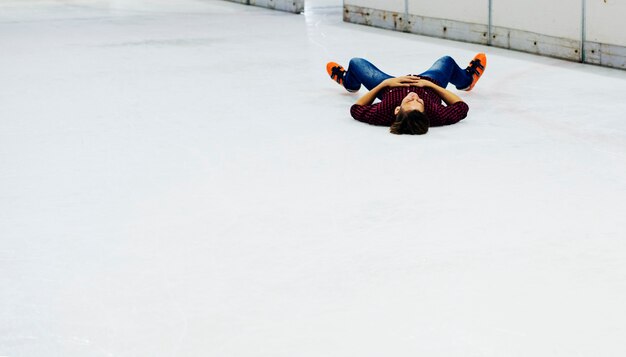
[404,0,409,30]
[581,0,586,62]
[488,0,493,46]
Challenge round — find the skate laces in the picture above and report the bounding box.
[466,59,485,77]
[330,65,345,84]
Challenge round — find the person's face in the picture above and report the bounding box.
[395,92,425,115]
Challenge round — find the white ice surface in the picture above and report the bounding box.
[2,0,626,356]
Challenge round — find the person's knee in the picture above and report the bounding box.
[349,57,366,67]
[440,55,454,63]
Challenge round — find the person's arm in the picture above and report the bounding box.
[413,78,463,106]
[355,76,421,106]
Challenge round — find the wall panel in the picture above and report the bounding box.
[493,0,581,40]
[344,0,404,13]
[492,0,582,61]
[344,0,626,70]
[407,0,487,24]
[585,0,626,68]
[343,0,407,32]
[405,0,488,44]
[224,0,304,13]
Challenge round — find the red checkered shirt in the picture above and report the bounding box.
[350,77,469,127]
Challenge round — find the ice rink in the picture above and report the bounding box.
[2,0,626,356]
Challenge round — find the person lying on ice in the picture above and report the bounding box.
[326,53,486,135]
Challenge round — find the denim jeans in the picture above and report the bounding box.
[343,56,472,97]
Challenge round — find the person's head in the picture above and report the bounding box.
[390,92,429,135]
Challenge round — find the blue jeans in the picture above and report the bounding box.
[343,56,472,97]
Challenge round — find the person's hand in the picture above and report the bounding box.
[411,77,433,88]
[383,76,422,88]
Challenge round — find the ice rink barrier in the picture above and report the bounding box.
[343,0,626,70]
[224,0,304,13]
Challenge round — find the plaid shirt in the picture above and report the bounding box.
[350,77,469,127]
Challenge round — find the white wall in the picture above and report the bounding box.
[407,0,487,25]
[490,0,582,60]
[224,0,304,13]
[586,0,626,45]
[344,0,626,69]
[492,0,581,41]
[344,0,404,13]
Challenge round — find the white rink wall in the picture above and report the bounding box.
[408,0,487,25]
[224,0,304,13]
[587,0,626,44]
[492,0,581,40]
[344,0,404,13]
[585,0,626,66]
[344,0,626,69]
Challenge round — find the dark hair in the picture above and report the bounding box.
[390,109,429,135]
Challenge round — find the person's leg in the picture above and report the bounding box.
[343,58,394,93]
[418,56,472,90]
